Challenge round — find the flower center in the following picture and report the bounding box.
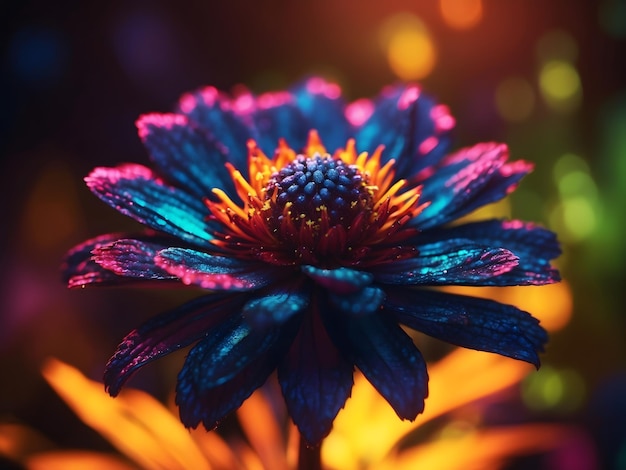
[205,131,425,266]
[266,153,373,229]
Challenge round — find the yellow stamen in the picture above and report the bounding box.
[362,145,384,178]
[225,162,259,203]
[304,130,326,156]
[375,179,406,209]
[374,159,397,195]
[275,139,297,168]
[210,188,249,219]
[334,138,358,165]
[393,185,422,204]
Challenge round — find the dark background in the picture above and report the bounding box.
[1,1,625,468]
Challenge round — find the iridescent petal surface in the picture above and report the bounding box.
[137,113,237,200]
[278,309,353,445]
[373,240,519,286]
[104,293,244,396]
[385,288,548,367]
[155,247,282,291]
[323,306,428,420]
[86,164,214,247]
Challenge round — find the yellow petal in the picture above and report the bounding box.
[0,423,53,461]
[378,424,569,470]
[237,389,289,470]
[26,451,137,470]
[188,428,244,470]
[41,358,210,470]
[323,348,532,468]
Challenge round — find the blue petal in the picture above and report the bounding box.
[302,265,373,294]
[355,83,452,180]
[278,309,353,445]
[176,86,253,173]
[242,285,310,327]
[249,92,309,155]
[91,239,176,280]
[373,239,519,286]
[155,247,283,291]
[63,232,176,288]
[176,313,298,430]
[329,286,386,316]
[63,233,127,287]
[104,293,244,396]
[322,306,428,420]
[416,143,533,230]
[137,113,237,201]
[416,219,561,285]
[385,288,548,367]
[290,77,350,152]
[86,164,214,248]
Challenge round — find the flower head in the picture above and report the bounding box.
[63,77,560,445]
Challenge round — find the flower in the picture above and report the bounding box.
[63,77,560,445]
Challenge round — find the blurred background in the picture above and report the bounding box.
[1,1,625,468]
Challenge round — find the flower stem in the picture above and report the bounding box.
[298,436,322,470]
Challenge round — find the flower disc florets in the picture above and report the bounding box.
[267,153,374,230]
[205,130,424,267]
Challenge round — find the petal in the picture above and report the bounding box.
[302,265,373,294]
[176,314,298,430]
[183,315,280,387]
[278,309,354,445]
[63,232,176,288]
[384,288,548,367]
[290,77,350,152]
[373,239,519,286]
[416,143,533,229]
[91,239,176,280]
[416,219,561,285]
[136,113,237,200]
[104,293,244,396]
[155,247,283,291]
[329,286,386,316]
[176,86,253,172]
[355,83,453,180]
[43,359,211,470]
[242,285,310,327]
[177,357,273,432]
[323,307,428,420]
[63,233,127,287]
[248,90,310,155]
[86,164,214,247]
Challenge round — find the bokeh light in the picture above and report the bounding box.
[549,153,601,244]
[495,77,536,122]
[439,0,483,30]
[379,13,437,80]
[550,197,599,244]
[522,365,586,413]
[539,60,582,113]
[553,152,590,181]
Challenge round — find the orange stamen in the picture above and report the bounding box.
[304,130,326,156]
